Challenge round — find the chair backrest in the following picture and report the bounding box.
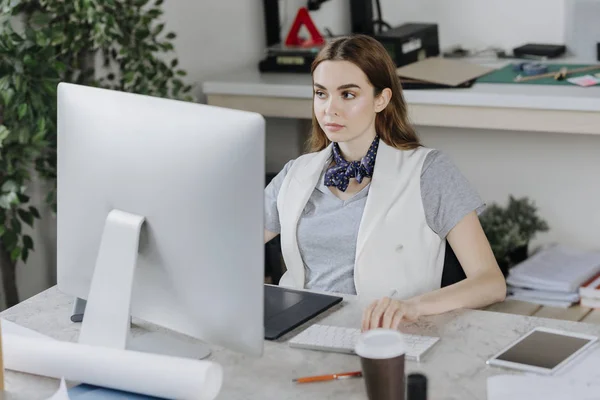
[441,241,466,287]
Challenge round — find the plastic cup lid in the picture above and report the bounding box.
[355,329,407,359]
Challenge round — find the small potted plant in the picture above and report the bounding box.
[479,195,549,276]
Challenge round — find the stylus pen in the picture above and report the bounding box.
[293,371,362,384]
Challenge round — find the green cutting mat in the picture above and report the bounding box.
[477,63,600,85]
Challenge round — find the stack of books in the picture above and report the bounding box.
[506,244,600,308]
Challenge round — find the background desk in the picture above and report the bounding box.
[3,287,600,400]
[203,67,600,136]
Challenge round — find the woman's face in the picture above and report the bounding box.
[312,60,388,146]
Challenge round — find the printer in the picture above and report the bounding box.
[259,0,440,72]
[374,23,440,67]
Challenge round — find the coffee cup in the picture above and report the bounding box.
[355,329,406,400]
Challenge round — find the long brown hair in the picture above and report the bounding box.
[308,34,420,152]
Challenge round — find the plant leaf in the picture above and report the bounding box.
[10,247,21,262]
[124,71,135,83]
[0,125,10,147]
[153,23,165,36]
[54,61,67,73]
[11,217,22,234]
[30,11,52,26]
[0,76,9,91]
[28,206,41,219]
[1,88,14,107]
[51,30,66,46]
[21,247,29,263]
[1,180,18,193]
[18,209,34,227]
[16,193,30,203]
[13,75,22,91]
[0,193,18,209]
[23,54,36,67]
[18,127,30,143]
[147,8,161,18]
[36,118,46,135]
[23,234,34,250]
[18,103,28,119]
[45,191,54,205]
[2,230,17,249]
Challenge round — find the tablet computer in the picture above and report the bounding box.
[264,285,343,340]
[486,327,598,375]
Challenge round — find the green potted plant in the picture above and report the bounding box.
[479,195,549,276]
[0,0,192,309]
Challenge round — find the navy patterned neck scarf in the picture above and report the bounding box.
[324,136,379,192]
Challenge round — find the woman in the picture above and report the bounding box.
[264,34,506,331]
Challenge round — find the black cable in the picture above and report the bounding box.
[373,20,392,32]
[375,0,383,33]
[307,0,330,11]
[373,0,391,33]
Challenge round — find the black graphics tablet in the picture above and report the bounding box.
[264,285,343,340]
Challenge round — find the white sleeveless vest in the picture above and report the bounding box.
[276,140,446,300]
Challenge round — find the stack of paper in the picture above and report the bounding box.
[580,271,600,308]
[506,245,600,308]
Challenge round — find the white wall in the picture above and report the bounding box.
[14,177,57,304]
[417,127,600,252]
[379,0,566,51]
[161,1,306,171]
[160,1,266,102]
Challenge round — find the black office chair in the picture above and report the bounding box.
[265,236,284,283]
[264,173,285,284]
[265,238,466,288]
[441,240,467,287]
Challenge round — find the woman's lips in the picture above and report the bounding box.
[325,123,345,132]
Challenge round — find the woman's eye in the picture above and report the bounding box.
[342,91,355,99]
[315,91,326,98]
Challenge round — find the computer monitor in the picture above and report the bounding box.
[56,82,265,358]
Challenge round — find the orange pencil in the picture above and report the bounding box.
[293,370,362,384]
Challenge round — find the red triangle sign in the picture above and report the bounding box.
[284,7,325,47]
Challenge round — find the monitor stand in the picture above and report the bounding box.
[73,209,211,360]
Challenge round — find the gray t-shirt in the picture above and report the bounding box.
[264,149,485,295]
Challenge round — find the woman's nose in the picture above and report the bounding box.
[325,98,340,116]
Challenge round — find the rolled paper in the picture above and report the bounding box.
[2,334,222,400]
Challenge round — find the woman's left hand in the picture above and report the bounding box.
[361,297,420,331]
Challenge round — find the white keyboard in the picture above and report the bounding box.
[288,324,440,362]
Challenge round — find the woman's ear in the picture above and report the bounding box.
[374,88,392,113]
